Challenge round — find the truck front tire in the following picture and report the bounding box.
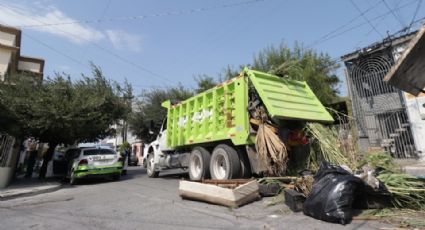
[210,144,241,180]
[188,147,211,180]
[147,154,159,178]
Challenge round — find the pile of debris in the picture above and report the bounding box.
[288,122,425,225]
[178,100,425,226]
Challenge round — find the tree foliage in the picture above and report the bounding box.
[252,43,340,103]
[0,65,130,177]
[194,75,217,93]
[128,85,192,141]
[221,43,340,103]
[1,66,128,145]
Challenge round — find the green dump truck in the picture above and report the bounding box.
[143,68,333,180]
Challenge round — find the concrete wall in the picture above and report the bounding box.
[0,31,16,47]
[18,60,41,73]
[0,47,12,81]
[404,92,425,160]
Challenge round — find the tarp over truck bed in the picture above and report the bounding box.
[163,68,333,148]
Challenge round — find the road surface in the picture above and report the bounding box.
[0,167,391,230]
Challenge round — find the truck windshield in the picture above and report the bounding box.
[83,149,116,156]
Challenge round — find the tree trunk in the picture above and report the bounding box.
[38,143,58,179]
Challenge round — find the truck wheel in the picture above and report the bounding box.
[238,148,252,178]
[210,144,241,180]
[189,147,211,180]
[147,154,159,178]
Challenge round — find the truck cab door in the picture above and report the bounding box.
[158,118,174,152]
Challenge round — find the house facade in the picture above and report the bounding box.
[342,31,425,160]
[0,24,45,188]
[0,24,44,82]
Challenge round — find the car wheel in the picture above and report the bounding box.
[210,144,241,180]
[112,174,120,181]
[70,171,77,185]
[188,147,211,181]
[147,154,159,178]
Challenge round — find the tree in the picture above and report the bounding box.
[217,43,340,103]
[0,65,130,178]
[194,75,217,93]
[251,43,340,103]
[128,84,193,141]
[115,79,134,142]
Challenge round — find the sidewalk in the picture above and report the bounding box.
[395,158,425,177]
[0,177,63,201]
[0,170,63,201]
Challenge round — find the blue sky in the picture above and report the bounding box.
[0,0,424,96]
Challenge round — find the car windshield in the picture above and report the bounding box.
[83,149,116,156]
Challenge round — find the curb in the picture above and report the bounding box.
[0,183,63,201]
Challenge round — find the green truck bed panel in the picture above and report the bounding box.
[164,68,333,148]
[246,69,334,122]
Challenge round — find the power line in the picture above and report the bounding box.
[409,0,423,29]
[0,2,175,85]
[308,0,419,49]
[15,0,268,28]
[98,0,112,21]
[321,1,424,65]
[350,0,383,37]
[79,0,112,62]
[22,32,90,70]
[306,1,382,49]
[382,0,406,28]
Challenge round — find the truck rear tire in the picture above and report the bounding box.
[238,148,252,178]
[147,154,159,178]
[210,144,241,180]
[189,147,211,180]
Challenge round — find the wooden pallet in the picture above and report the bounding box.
[179,179,260,208]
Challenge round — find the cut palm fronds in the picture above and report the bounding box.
[377,172,425,210]
[305,123,355,170]
[256,123,288,176]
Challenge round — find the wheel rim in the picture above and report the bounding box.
[212,152,227,180]
[147,155,154,175]
[190,154,202,179]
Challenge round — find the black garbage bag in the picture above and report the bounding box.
[303,162,364,225]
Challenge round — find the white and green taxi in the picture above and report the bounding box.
[67,147,123,184]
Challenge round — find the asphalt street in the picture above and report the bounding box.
[0,167,392,230]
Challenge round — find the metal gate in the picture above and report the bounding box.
[345,47,417,158]
[0,134,15,167]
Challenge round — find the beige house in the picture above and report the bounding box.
[0,24,45,188]
[0,24,44,82]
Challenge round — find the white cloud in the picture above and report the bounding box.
[0,3,104,44]
[106,30,143,52]
[0,2,143,51]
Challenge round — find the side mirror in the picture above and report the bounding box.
[148,120,155,135]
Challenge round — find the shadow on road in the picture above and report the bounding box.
[60,166,149,187]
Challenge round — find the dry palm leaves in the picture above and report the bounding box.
[294,175,314,197]
[256,123,288,176]
[305,123,356,170]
